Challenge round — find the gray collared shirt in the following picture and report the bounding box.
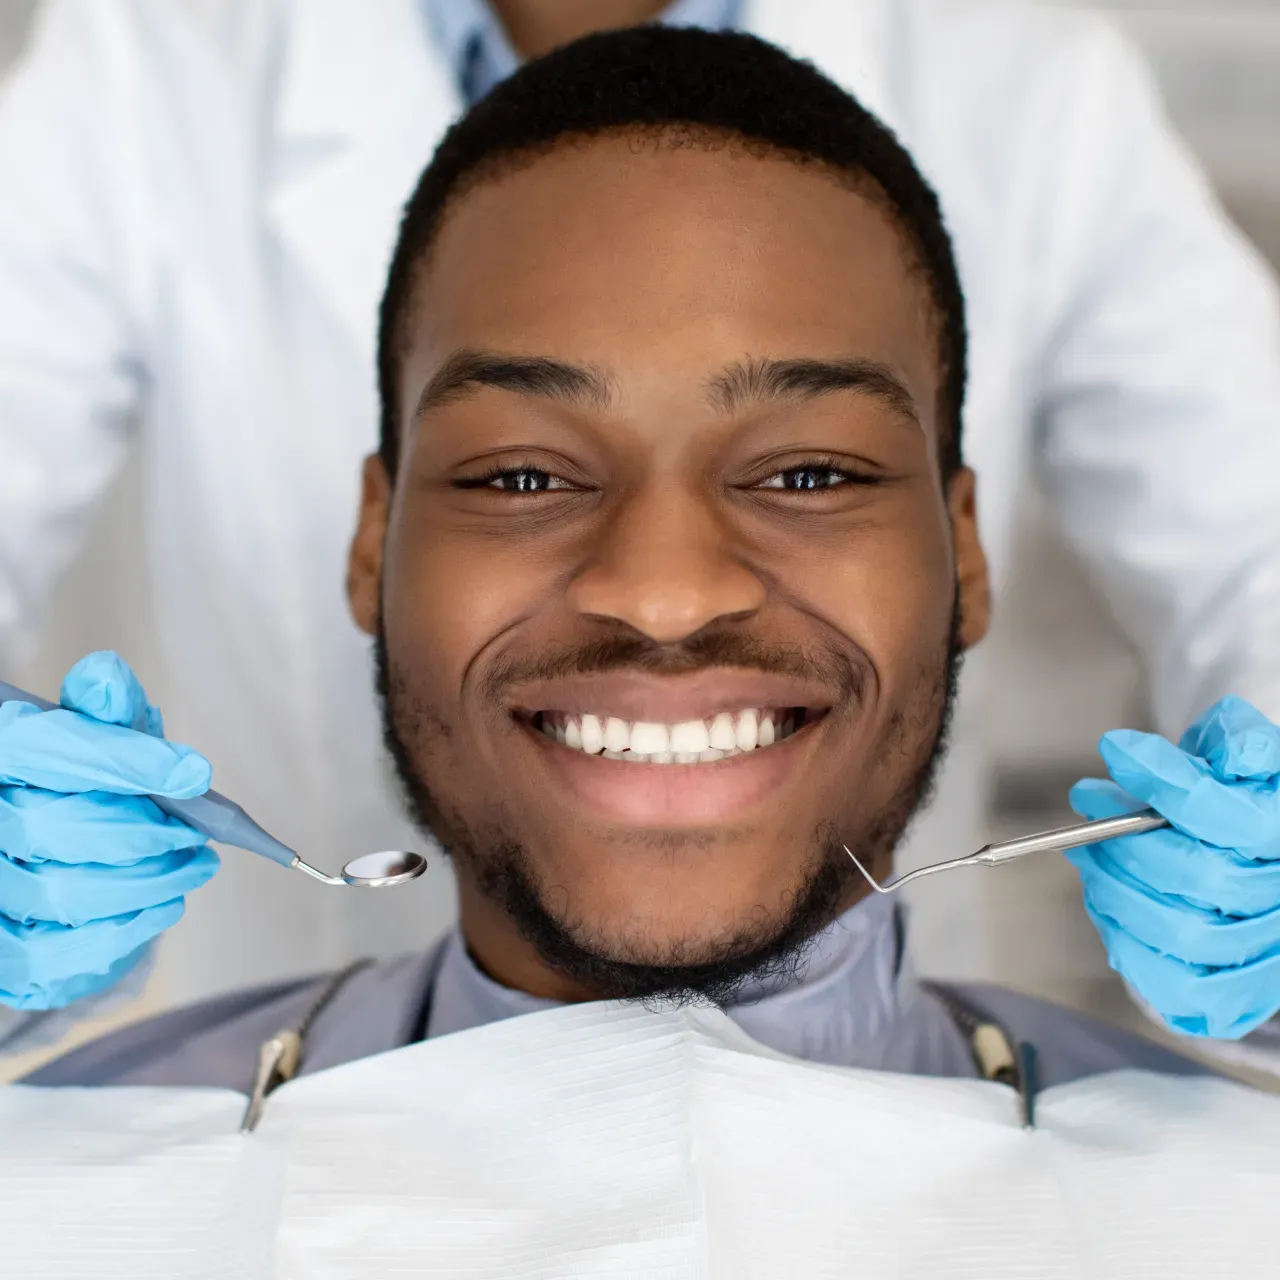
[26,892,1206,1093]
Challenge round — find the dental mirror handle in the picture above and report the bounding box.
[0,679,298,868]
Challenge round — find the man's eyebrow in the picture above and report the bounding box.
[414,349,613,421]
[707,357,922,426]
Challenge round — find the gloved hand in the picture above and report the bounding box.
[1068,695,1280,1040]
[0,652,218,1011]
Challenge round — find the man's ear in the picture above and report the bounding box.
[347,454,391,637]
[947,466,991,650]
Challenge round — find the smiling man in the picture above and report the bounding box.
[25,27,1205,1092]
[357,93,979,1008]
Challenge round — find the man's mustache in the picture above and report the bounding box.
[481,629,867,703]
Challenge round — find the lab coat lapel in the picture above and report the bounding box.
[744,0,900,135]
[265,0,462,363]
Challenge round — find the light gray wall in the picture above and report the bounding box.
[0,1,36,58]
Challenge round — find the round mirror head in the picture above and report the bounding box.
[341,850,428,888]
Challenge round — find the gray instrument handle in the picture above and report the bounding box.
[979,810,1169,866]
[0,679,297,867]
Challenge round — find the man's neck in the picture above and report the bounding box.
[456,877,872,1005]
[429,894,906,1068]
[491,1,671,59]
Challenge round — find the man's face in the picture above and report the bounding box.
[349,135,989,1002]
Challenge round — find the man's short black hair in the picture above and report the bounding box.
[377,25,966,479]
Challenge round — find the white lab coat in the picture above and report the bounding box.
[2,0,1279,1026]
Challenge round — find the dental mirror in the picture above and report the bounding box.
[0,677,432,892]
[342,850,429,887]
[291,849,430,889]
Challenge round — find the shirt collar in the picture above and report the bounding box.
[423,0,745,106]
[427,893,904,1067]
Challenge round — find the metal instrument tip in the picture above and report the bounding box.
[843,844,893,893]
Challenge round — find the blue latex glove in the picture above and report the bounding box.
[0,652,218,1010]
[1068,696,1280,1040]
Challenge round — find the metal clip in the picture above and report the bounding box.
[239,1029,303,1134]
[1017,1041,1039,1130]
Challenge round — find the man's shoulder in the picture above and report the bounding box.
[939,981,1208,1087]
[22,972,330,1094]
[22,947,442,1093]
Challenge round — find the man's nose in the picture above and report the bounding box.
[566,487,767,643]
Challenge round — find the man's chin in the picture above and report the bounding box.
[474,833,858,1006]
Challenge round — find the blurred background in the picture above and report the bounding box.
[1,0,1277,1079]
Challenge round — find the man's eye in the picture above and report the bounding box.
[492,469,557,492]
[758,466,851,492]
[458,468,571,492]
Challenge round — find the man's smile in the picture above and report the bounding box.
[507,670,833,825]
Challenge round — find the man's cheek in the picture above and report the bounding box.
[797,531,946,649]
[395,563,551,682]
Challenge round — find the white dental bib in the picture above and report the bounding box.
[3,1001,1277,1278]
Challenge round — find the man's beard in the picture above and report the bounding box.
[374,610,963,1007]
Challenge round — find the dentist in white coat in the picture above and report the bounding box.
[1,0,1279,1060]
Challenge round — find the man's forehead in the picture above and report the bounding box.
[416,134,928,311]
[398,135,944,448]
[431,127,888,237]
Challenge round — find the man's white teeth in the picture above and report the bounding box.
[537,709,800,762]
[580,715,604,754]
[630,721,671,754]
[708,712,737,751]
[602,716,630,753]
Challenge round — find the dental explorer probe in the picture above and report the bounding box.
[0,680,427,889]
[844,809,1170,894]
